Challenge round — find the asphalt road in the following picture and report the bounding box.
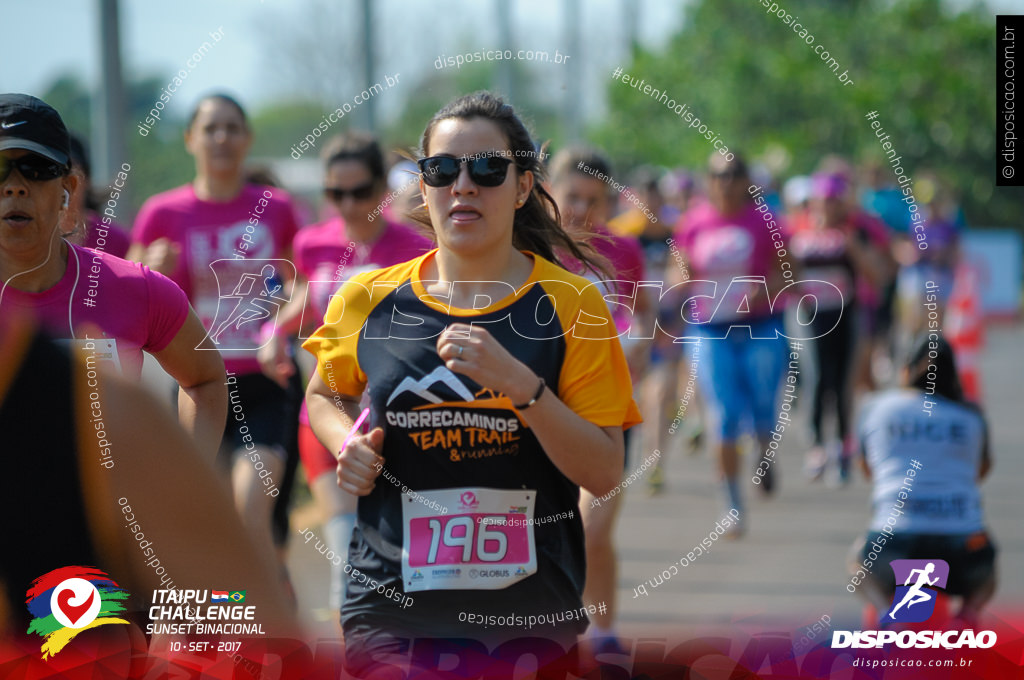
[283,323,1022,644]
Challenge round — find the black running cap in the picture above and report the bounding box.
[0,94,71,167]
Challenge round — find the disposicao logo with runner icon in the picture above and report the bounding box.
[832,559,997,649]
[885,559,949,623]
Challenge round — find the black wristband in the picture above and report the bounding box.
[513,377,546,410]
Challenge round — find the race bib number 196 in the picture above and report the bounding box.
[402,488,537,592]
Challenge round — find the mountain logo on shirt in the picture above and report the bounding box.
[383,367,523,460]
[386,366,476,406]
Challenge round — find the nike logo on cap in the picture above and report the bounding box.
[1,121,27,129]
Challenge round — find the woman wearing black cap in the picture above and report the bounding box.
[0,93,227,457]
[848,334,995,627]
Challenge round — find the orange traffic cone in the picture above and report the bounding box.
[947,264,984,404]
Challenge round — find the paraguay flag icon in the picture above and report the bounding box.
[25,566,130,659]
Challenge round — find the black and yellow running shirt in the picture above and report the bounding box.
[303,249,640,638]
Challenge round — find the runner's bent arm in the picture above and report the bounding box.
[516,388,625,498]
[438,324,624,497]
[306,369,383,495]
[152,308,228,459]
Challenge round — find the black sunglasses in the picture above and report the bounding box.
[323,182,376,202]
[418,155,514,188]
[0,154,68,182]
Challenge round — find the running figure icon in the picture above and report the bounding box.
[888,562,940,619]
[210,263,287,344]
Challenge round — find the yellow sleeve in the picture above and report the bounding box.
[552,274,643,430]
[300,277,377,397]
[607,209,646,238]
[301,255,425,396]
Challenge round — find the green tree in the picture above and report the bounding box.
[42,72,193,224]
[42,76,91,137]
[593,0,1018,228]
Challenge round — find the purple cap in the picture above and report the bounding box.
[811,172,848,200]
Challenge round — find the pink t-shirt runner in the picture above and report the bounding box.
[293,216,433,425]
[562,224,646,336]
[82,212,131,259]
[848,210,890,309]
[674,200,784,325]
[787,227,855,312]
[786,209,891,309]
[132,183,300,375]
[0,242,189,378]
[294,217,434,320]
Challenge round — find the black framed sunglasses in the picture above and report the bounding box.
[323,182,376,202]
[0,154,68,182]
[417,155,514,188]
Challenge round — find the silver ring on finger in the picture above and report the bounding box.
[457,345,464,357]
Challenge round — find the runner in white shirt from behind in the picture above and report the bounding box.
[849,334,995,627]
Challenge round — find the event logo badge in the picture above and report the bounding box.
[25,566,130,659]
[886,559,949,623]
[459,491,479,511]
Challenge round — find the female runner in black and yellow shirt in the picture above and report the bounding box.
[303,92,640,671]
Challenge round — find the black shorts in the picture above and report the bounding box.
[856,531,996,597]
[220,372,291,458]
